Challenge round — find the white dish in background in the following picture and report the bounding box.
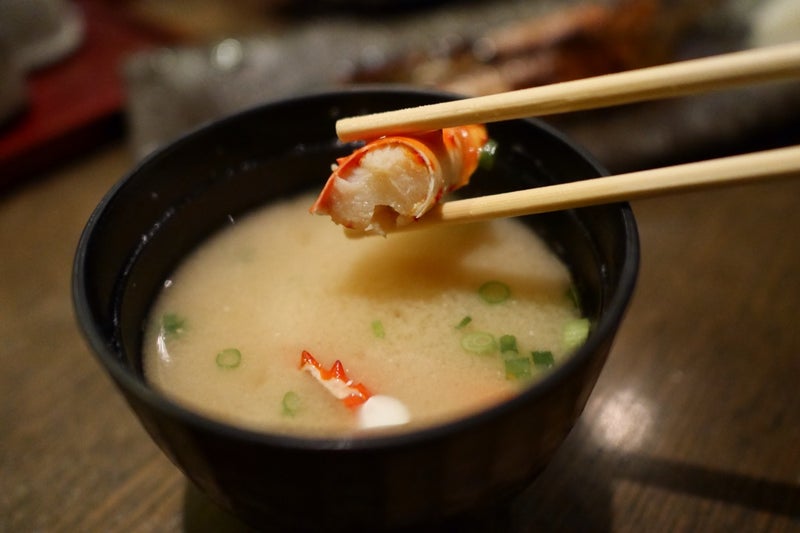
[0,0,84,72]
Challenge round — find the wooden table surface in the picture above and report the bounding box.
[1,139,799,532]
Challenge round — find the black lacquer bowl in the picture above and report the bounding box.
[73,87,639,531]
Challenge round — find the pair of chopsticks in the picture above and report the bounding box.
[336,42,800,230]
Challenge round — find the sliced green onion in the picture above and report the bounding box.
[455,316,472,329]
[281,391,301,417]
[567,284,581,310]
[499,334,518,354]
[215,348,242,369]
[478,281,510,304]
[505,357,532,380]
[563,318,590,351]
[162,313,186,338]
[460,331,497,355]
[532,350,555,368]
[478,139,499,170]
[371,320,385,339]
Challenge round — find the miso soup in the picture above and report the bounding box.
[143,193,587,437]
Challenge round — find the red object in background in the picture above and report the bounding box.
[0,0,170,191]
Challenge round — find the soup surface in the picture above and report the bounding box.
[143,192,586,436]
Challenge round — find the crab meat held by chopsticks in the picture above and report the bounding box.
[310,125,489,235]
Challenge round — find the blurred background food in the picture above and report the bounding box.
[1,0,799,189]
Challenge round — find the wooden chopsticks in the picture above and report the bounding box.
[334,42,800,233]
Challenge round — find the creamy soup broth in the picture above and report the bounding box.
[143,192,583,436]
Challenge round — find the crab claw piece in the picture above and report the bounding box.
[299,350,371,408]
[310,125,488,235]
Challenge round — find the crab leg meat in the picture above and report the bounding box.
[310,125,488,235]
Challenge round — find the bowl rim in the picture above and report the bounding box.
[73,85,640,452]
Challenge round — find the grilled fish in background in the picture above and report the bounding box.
[348,0,726,96]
